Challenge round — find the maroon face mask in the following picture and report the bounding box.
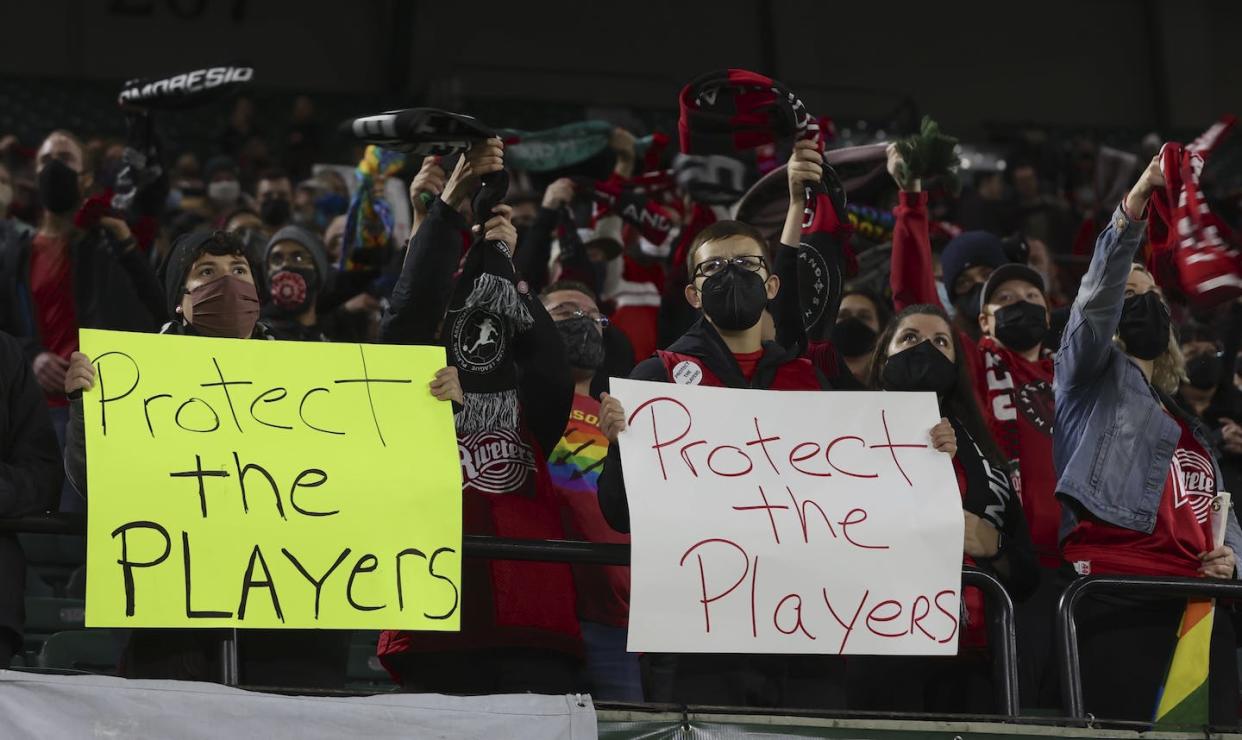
[186,275,260,339]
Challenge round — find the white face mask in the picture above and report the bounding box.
[208,180,241,205]
[0,183,11,215]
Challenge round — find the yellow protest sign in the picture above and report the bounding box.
[81,329,462,631]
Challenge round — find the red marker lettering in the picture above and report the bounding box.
[869,408,928,487]
[786,485,837,544]
[825,436,878,479]
[679,539,750,634]
[934,589,959,644]
[744,417,783,475]
[627,396,693,481]
[707,445,754,478]
[732,485,788,544]
[773,594,816,640]
[909,595,934,640]
[788,442,831,477]
[822,588,870,654]
[839,508,890,550]
[865,599,905,638]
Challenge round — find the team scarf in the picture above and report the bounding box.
[582,175,678,258]
[340,145,406,272]
[338,107,499,272]
[443,169,537,434]
[499,121,657,173]
[1148,117,1240,307]
[117,65,254,110]
[678,69,853,343]
[672,152,750,205]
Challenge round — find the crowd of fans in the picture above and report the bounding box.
[0,80,1241,727]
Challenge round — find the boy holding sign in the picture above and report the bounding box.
[597,147,957,707]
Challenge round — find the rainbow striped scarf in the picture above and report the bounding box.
[340,145,406,272]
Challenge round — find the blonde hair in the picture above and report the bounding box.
[1117,263,1186,394]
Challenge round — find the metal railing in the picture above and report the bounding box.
[1,514,1019,717]
[1056,574,1242,721]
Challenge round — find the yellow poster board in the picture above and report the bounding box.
[81,329,462,631]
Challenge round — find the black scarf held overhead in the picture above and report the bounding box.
[444,169,535,435]
[678,69,853,342]
[340,107,494,157]
[342,106,530,433]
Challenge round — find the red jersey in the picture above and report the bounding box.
[733,349,763,381]
[1063,415,1214,577]
[30,234,78,408]
[548,393,630,628]
[974,337,1058,567]
[889,191,1061,567]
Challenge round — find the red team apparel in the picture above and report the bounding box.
[1063,416,1214,577]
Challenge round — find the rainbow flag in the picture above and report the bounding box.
[340,145,406,272]
[1153,599,1214,727]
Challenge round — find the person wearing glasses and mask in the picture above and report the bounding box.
[595,218,845,708]
[540,280,640,702]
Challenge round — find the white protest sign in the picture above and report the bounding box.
[611,379,964,655]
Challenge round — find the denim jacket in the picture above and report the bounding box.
[1053,205,1242,564]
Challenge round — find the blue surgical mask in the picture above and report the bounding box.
[937,280,956,319]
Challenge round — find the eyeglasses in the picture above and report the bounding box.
[547,302,610,328]
[692,255,769,280]
[268,250,311,270]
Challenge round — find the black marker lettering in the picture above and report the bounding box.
[298,387,344,436]
[394,547,427,611]
[237,544,284,622]
[426,547,459,620]
[143,393,171,437]
[346,553,384,611]
[169,454,229,518]
[282,547,350,619]
[175,397,220,433]
[111,520,170,617]
[183,531,231,618]
[333,344,412,447]
[232,452,286,519]
[249,387,292,431]
[201,357,253,433]
[289,468,336,517]
[94,351,141,436]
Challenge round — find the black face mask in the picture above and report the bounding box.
[38,159,81,215]
[954,284,983,326]
[555,316,605,371]
[260,197,292,227]
[1118,291,1170,361]
[993,300,1048,352]
[1185,353,1222,391]
[268,266,319,317]
[699,264,768,331]
[832,317,878,358]
[882,340,958,394]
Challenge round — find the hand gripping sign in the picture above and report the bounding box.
[611,379,964,655]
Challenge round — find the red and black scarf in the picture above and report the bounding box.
[678,69,853,342]
[1148,117,1242,307]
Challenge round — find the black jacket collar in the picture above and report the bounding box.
[667,317,801,389]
